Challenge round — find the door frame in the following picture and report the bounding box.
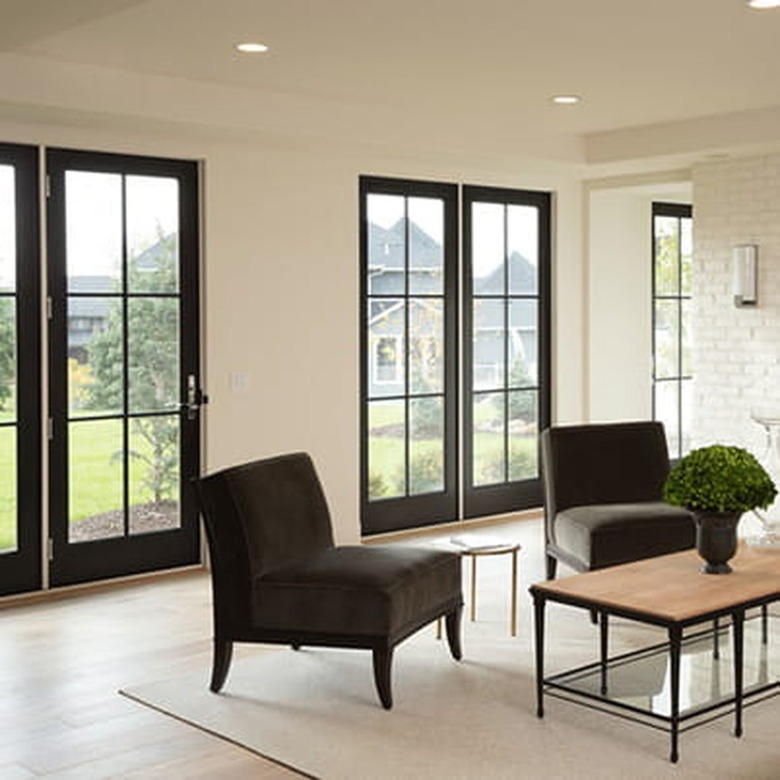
[0,143,41,596]
[46,148,202,586]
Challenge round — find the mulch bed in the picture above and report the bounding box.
[69,500,180,542]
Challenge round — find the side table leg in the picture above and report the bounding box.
[470,554,477,622]
[510,548,518,637]
[669,625,682,763]
[600,611,609,695]
[733,608,745,738]
[533,592,546,718]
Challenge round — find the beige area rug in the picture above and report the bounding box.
[121,602,780,780]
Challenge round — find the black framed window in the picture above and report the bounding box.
[652,202,693,460]
[463,186,551,518]
[360,177,551,534]
[0,144,41,595]
[360,177,458,534]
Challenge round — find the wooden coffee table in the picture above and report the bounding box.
[529,545,780,762]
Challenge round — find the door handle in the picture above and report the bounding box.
[182,374,207,420]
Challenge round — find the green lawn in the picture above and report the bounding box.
[368,397,538,499]
[0,416,178,551]
[0,426,15,551]
[368,430,538,499]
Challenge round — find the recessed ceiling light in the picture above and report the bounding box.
[236,42,269,53]
[747,0,780,8]
[552,95,581,105]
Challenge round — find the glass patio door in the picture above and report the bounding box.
[46,149,201,586]
[463,185,551,518]
[0,144,41,596]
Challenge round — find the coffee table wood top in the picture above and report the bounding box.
[531,544,780,623]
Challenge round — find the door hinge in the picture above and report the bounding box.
[48,538,54,562]
[45,175,51,199]
[47,417,53,441]
[46,296,53,320]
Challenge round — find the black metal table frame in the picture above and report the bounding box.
[531,588,779,763]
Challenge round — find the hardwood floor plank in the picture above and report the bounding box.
[0,570,293,778]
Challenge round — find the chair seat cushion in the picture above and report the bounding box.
[252,545,461,637]
[555,501,694,570]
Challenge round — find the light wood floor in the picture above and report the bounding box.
[0,516,542,779]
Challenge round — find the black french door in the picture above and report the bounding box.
[0,144,41,596]
[462,185,551,518]
[360,177,551,535]
[46,149,201,586]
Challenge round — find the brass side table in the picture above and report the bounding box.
[440,536,521,636]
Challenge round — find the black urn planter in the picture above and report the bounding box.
[693,511,741,574]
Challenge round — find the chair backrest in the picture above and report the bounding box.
[541,421,671,520]
[193,452,335,628]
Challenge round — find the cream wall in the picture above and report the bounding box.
[586,178,692,424]
[588,189,653,421]
[0,119,585,543]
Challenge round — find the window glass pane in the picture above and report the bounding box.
[409,396,444,495]
[0,298,16,422]
[408,197,443,295]
[0,165,15,292]
[681,379,693,456]
[681,298,692,376]
[66,171,122,292]
[509,299,538,386]
[410,299,443,394]
[680,217,693,295]
[472,202,504,294]
[69,419,124,542]
[368,299,405,397]
[0,426,16,553]
[127,176,179,295]
[128,298,179,413]
[654,381,680,459]
[508,389,537,481]
[654,216,679,296]
[129,416,180,534]
[368,399,405,500]
[507,205,538,295]
[473,299,505,390]
[68,296,123,417]
[473,391,505,486]
[367,194,405,295]
[654,300,680,379]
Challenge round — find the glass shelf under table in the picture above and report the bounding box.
[546,612,780,730]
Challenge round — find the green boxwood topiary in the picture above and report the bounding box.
[664,444,777,514]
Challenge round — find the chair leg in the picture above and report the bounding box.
[546,554,558,580]
[372,645,394,710]
[445,605,463,661]
[210,637,233,693]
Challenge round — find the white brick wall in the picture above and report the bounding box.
[692,155,780,458]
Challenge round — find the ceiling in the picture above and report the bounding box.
[2,0,780,169]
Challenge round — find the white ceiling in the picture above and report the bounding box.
[2,0,780,168]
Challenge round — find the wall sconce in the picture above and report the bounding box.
[733,244,758,307]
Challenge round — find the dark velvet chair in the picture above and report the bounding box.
[192,452,463,709]
[540,421,695,580]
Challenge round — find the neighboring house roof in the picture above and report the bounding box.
[68,275,114,320]
[368,218,537,301]
[368,218,441,271]
[473,252,537,295]
[67,235,173,322]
